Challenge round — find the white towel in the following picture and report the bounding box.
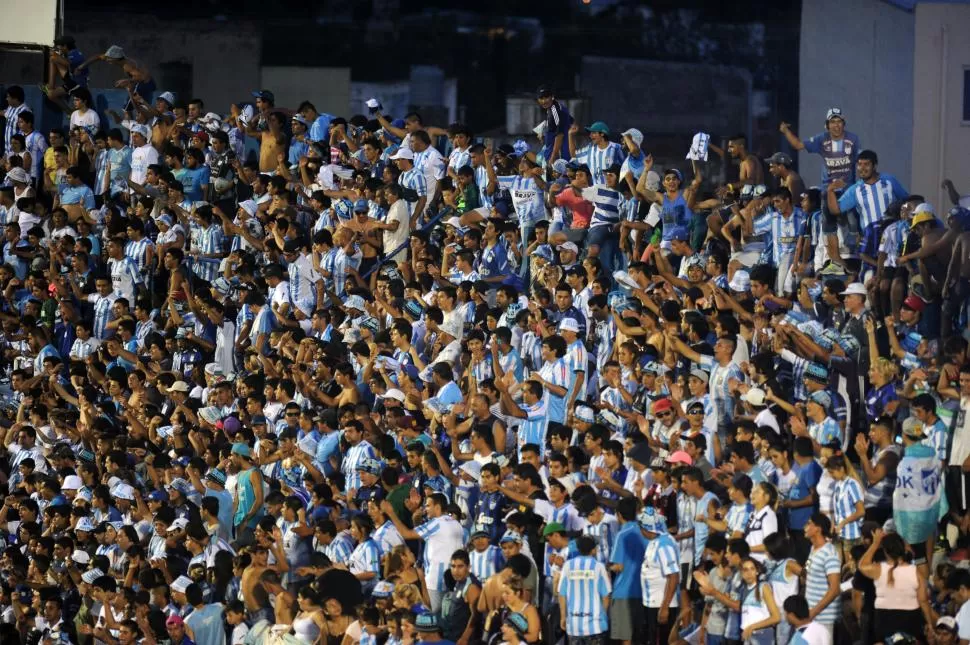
[686,132,710,161]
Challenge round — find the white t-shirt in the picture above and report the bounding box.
[383,200,409,259]
[70,109,101,134]
[949,397,970,467]
[958,599,970,641]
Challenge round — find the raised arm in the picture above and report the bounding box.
[779,122,806,152]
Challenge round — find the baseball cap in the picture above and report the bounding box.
[689,368,710,384]
[911,209,936,227]
[557,242,579,255]
[542,522,566,537]
[585,121,610,135]
[157,91,176,107]
[808,390,833,409]
[354,199,369,213]
[251,414,267,426]
[291,114,309,126]
[499,531,523,544]
[168,518,189,534]
[665,451,693,466]
[206,468,228,485]
[81,568,105,584]
[741,388,767,407]
[251,89,275,103]
[621,128,643,147]
[390,148,414,161]
[62,475,82,491]
[841,282,867,297]
[239,200,258,217]
[902,295,925,312]
[147,490,169,502]
[936,616,958,633]
[825,107,845,122]
[765,152,793,166]
[902,417,925,439]
[71,550,91,565]
[384,389,406,403]
[652,398,673,414]
[574,405,596,424]
[169,380,190,393]
[804,362,829,383]
[667,225,689,242]
[414,614,440,633]
[372,581,395,599]
[536,85,554,98]
[231,442,252,458]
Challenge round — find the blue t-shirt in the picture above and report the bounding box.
[789,460,822,530]
[802,131,861,186]
[609,522,647,599]
[181,166,211,202]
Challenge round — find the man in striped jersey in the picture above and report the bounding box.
[557,535,611,644]
[802,513,842,638]
[446,124,472,178]
[826,149,908,234]
[570,122,624,186]
[496,376,549,460]
[767,187,806,294]
[190,207,225,284]
[781,107,860,187]
[637,507,680,645]
[106,237,141,302]
[390,147,427,226]
[581,164,624,275]
[3,86,27,156]
[410,130,446,209]
[124,219,155,286]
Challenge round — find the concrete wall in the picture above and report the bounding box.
[798,0,914,188]
[260,67,351,116]
[65,12,262,116]
[912,3,970,210]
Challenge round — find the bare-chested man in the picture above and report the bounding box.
[711,133,764,187]
[76,45,155,111]
[241,544,272,624]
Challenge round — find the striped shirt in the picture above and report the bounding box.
[497,175,545,223]
[89,292,118,340]
[342,440,376,492]
[832,477,864,540]
[805,541,841,624]
[640,533,681,608]
[837,174,908,231]
[538,358,570,424]
[3,104,27,155]
[692,491,720,566]
[194,225,225,283]
[676,493,697,564]
[582,514,619,566]
[557,555,612,636]
[474,165,493,208]
[287,253,319,311]
[863,444,901,510]
[125,237,154,277]
[565,339,589,395]
[93,148,109,195]
[809,417,842,447]
[109,257,140,301]
[769,208,805,265]
[699,356,743,429]
[878,219,909,268]
[348,538,381,578]
[469,545,504,581]
[581,185,623,229]
[398,168,427,216]
[415,515,466,592]
[325,530,356,564]
[594,317,617,372]
[24,131,48,181]
[725,502,753,536]
[576,141,624,185]
[517,397,549,459]
[448,146,471,172]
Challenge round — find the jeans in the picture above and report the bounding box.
[587,224,619,276]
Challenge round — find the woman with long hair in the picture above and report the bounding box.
[857,529,934,643]
[292,586,326,645]
[738,557,780,645]
[385,545,429,606]
[745,482,779,562]
[825,454,866,562]
[484,575,541,645]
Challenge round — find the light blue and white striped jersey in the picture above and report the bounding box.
[107,146,133,196]
[109,256,141,301]
[804,541,841,624]
[922,418,948,464]
[194,225,225,283]
[676,493,697,564]
[556,555,612,637]
[415,514,466,592]
[474,165,493,208]
[878,219,909,268]
[581,185,623,229]
[93,147,109,195]
[469,544,505,581]
[348,538,381,577]
[469,355,493,384]
[832,477,863,540]
[287,253,320,311]
[769,208,805,265]
[594,317,616,373]
[698,356,743,429]
[575,141,624,185]
[538,358,570,424]
[640,533,681,608]
[342,440,376,492]
[582,514,619,566]
[692,491,720,566]
[372,520,405,558]
[565,339,589,394]
[24,132,48,181]
[498,348,524,383]
[517,397,549,459]
[449,146,471,172]
[809,417,841,447]
[3,104,27,156]
[398,168,427,216]
[725,502,753,536]
[497,175,545,223]
[33,344,60,375]
[88,292,117,340]
[837,174,908,231]
[125,237,154,277]
[325,530,356,564]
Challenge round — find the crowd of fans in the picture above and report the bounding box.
[2,34,970,645]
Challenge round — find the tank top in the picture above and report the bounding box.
[740,582,774,644]
[765,559,798,607]
[439,576,475,641]
[874,562,920,611]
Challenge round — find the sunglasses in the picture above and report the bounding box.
[656,411,672,418]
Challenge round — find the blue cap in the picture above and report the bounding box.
[206,468,227,485]
[533,245,554,262]
[147,490,168,502]
[585,121,610,135]
[422,477,445,493]
[251,89,275,103]
[668,225,689,242]
[353,199,369,213]
[231,442,252,458]
[403,300,425,320]
[415,614,440,632]
[808,390,833,409]
[251,414,267,425]
[804,362,829,383]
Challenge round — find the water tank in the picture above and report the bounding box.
[410,65,445,107]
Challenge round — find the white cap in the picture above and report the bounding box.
[169,380,190,393]
[742,388,767,407]
[459,461,482,483]
[157,91,176,106]
[171,575,193,594]
[239,200,258,217]
[841,282,868,297]
[111,483,135,501]
[621,128,644,147]
[62,475,83,491]
[128,123,150,140]
[555,477,577,496]
[444,216,463,229]
[384,389,406,403]
[167,517,189,533]
[729,270,751,292]
[71,550,91,565]
[390,147,414,161]
[558,317,580,333]
[557,242,579,254]
[914,202,936,216]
